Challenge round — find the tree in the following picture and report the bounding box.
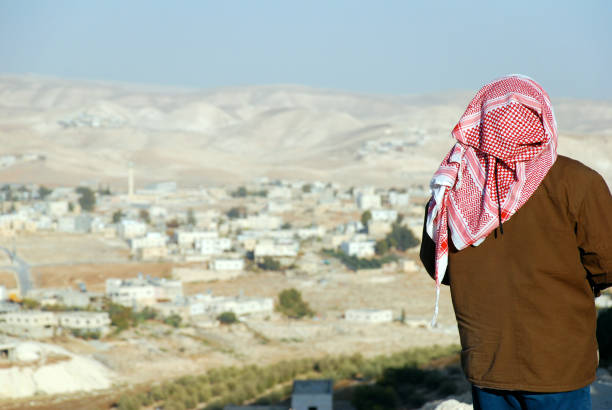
[233,186,247,197]
[226,206,246,219]
[258,256,281,271]
[276,288,314,319]
[375,239,389,255]
[76,186,96,211]
[38,185,52,200]
[387,223,420,251]
[361,210,372,228]
[217,311,239,324]
[281,222,292,230]
[164,313,182,328]
[139,209,151,224]
[113,209,124,223]
[302,184,312,193]
[187,208,196,225]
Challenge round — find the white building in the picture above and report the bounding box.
[118,220,147,239]
[233,215,283,231]
[106,274,182,307]
[57,312,111,335]
[371,209,398,222]
[197,237,232,255]
[345,309,393,323]
[357,193,381,210]
[57,215,92,233]
[254,239,299,259]
[130,232,166,250]
[106,279,156,307]
[296,226,325,240]
[266,201,293,213]
[213,258,245,271]
[341,239,375,258]
[177,230,218,249]
[0,310,57,338]
[207,296,274,317]
[291,379,333,410]
[47,201,69,217]
[388,191,410,207]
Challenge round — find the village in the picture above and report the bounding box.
[0,172,466,408]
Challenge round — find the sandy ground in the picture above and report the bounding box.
[0,271,17,289]
[0,233,130,267]
[32,261,176,292]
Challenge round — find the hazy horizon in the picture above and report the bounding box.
[1,0,611,100]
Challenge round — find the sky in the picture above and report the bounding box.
[0,0,611,99]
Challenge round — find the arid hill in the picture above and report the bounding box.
[0,74,610,189]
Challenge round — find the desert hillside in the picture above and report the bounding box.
[0,74,610,189]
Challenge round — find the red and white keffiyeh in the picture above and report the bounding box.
[426,74,558,325]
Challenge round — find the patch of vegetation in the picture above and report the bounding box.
[163,314,182,328]
[217,311,238,325]
[113,344,462,410]
[375,222,420,255]
[70,329,101,340]
[257,256,282,271]
[323,248,398,271]
[226,206,247,219]
[76,186,96,211]
[276,288,314,319]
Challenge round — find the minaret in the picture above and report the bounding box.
[128,162,134,198]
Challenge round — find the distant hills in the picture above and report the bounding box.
[0,74,610,189]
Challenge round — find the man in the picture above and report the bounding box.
[419,75,612,409]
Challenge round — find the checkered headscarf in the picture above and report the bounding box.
[426,75,558,325]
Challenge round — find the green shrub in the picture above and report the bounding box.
[117,394,140,410]
[276,288,314,319]
[217,311,239,324]
[164,314,182,328]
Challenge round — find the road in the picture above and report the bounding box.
[0,246,32,296]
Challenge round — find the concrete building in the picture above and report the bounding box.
[371,209,398,222]
[296,226,325,240]
[0,310,57,338]
[388,191,410,207]
[118,220,147,239]
[207,296,274,317]
[130,232,166,250]
[46,201,69,217]
[57,214,92,233]
[106,274,182,307]
[345,309,393,323]
[340,239,375,258]
[138,246,168,261]
[57,312,111,336]
[26,288,92,308]
[254,239,299,259]
[176,230,218,249]
[197,237,232,255]
[356,193,381,210]
[291,379,333,410]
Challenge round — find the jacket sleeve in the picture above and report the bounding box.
[419,201,450,285]
[577,172,612,296]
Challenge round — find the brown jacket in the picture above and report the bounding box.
[420,155,612,392]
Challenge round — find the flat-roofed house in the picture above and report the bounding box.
[291,379,333,410]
